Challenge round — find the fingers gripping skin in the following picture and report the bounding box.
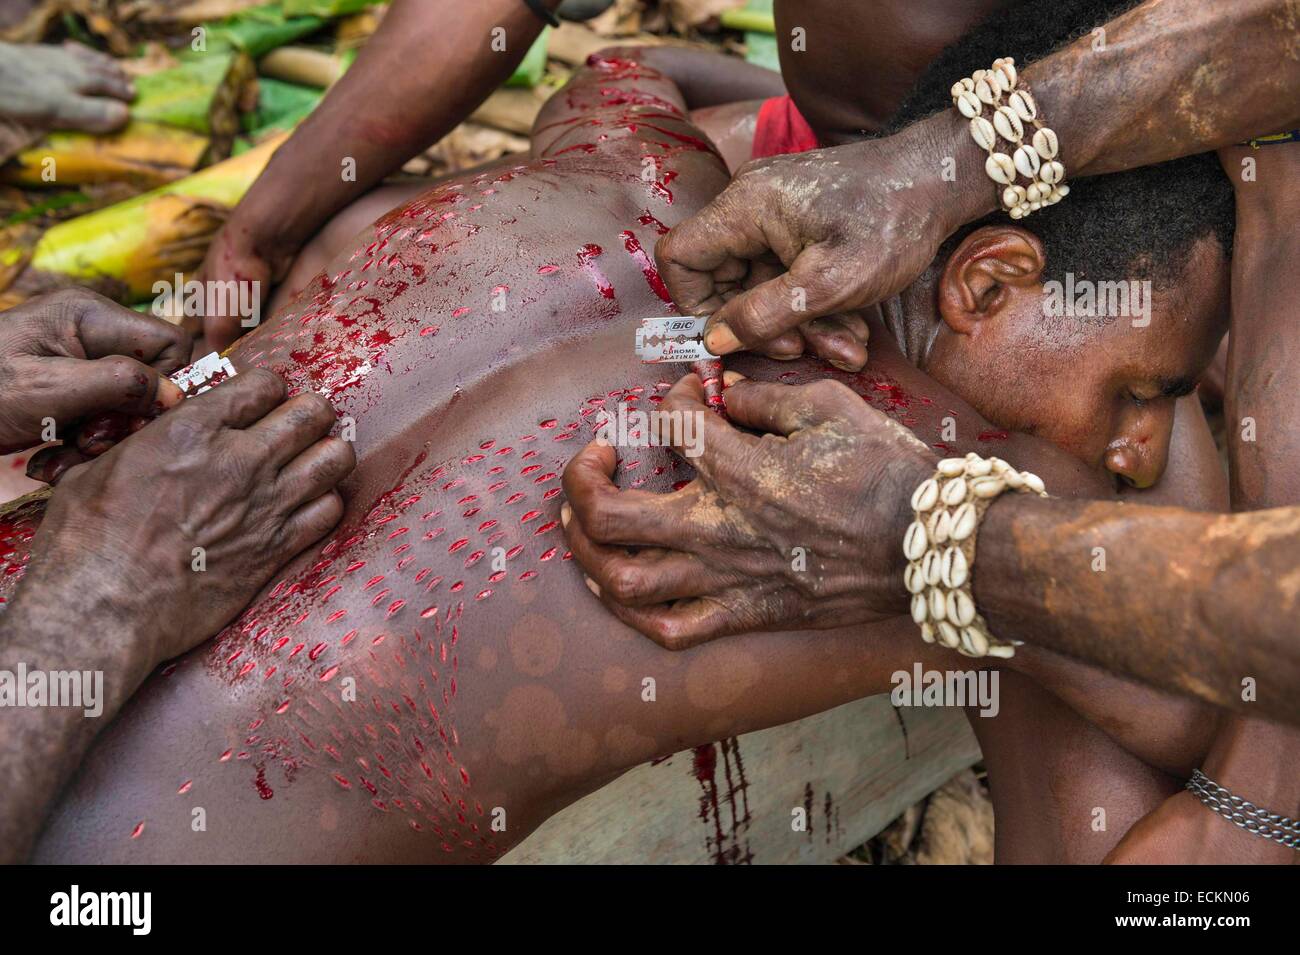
[655,134,947,370]
[562,372,935,648]
[0,291,191,461]
[27,369,356,663]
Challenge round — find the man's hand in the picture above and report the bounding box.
[0,41,134,133]
[23,368,355,664]
[0,290,191,468]
[561,372,934,649]
[196,217,289,352]
[655,129,968,371]
[0,367,353,863]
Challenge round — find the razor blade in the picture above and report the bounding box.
[170,352,237,397]
[635,316,714,363]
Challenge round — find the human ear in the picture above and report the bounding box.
[936,225,1046,335]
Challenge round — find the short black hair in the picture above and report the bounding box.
[884,0,1234,286]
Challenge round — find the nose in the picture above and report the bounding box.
[1103,402,1175,489]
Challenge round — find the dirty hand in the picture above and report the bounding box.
[562,372,935,649]
[0,290,192,476]
[0,40,134,133]
[23,368,355,664]
[656,130,959,371]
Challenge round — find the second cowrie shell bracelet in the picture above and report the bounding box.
[903,453,1048,658]
[950,58,1069,219]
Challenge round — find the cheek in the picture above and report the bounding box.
[992,365,1112,466]
[1035,399,1113,466]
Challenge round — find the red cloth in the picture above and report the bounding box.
[751,96,819,159]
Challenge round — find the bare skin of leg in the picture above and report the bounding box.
[1106,715,1300,864]
[970,671,1181,864]
[688,100,766,173]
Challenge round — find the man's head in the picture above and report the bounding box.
[918,209,1228,488]
[888,0,1234,488]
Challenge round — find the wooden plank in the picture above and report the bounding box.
[499,696,980,864]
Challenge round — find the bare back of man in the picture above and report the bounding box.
[4,52,1248,865]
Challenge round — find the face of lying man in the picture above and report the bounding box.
[922,225,1229,489]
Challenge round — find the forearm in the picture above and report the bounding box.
[0,572,158,862]
[925,0,1300,231]
[235,0,557,250]
[973,496,1300,725]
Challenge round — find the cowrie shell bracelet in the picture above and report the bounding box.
[951,58,1068,219]
[903,453,1048,658]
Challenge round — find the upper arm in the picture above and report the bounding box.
[1222,144,1300,511]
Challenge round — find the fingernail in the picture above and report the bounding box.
[584,576,601,597]
[704,322,740,355]
[560,502,572,528]
[722,370,746,387]
[156,377,185,411]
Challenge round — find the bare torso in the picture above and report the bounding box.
[2,29,1234,865]
[777,0,1015,141]
[7,56,959,864]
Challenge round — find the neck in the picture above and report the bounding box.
[887,263,946,370]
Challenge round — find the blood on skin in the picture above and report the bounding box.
[0,49,743,862]
[0,502,40,595]
[619,231,672,304]
[183,381,665,859]
[577,244,615,300]
[637,211,670,235]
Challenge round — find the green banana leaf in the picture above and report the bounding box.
[282,0,382,14]
[505,28,550,89]
[200,3,327,59]
[132,53,238,134]
[241,78,323,135]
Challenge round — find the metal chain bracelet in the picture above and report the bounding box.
[1185,769,1300,851]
